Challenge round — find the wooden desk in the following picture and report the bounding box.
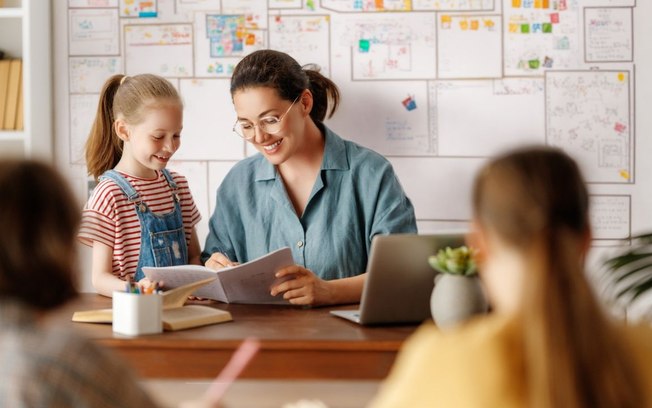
[55,294,418,380]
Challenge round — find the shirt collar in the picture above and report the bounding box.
[253,125,350,182]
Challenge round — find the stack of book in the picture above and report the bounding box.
[0,58,23,131]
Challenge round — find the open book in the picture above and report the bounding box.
[142,247,295,305]
[72,277,233,331]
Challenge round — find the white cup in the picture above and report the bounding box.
[112,291,163,336]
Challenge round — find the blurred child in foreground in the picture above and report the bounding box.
[0,159,160,407]
[369,146,652,408]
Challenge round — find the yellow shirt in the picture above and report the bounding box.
[369,315,652,408]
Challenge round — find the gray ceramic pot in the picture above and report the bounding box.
[430,273,488,329]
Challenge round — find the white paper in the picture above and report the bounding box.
[143,247,295,304]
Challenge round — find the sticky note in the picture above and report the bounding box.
[619,170,630,180]
[521,24,530,33]
[618,72,626,82]
[528,59,540,69]
[402,96,417,111]
[359,39,370,53]
[543,23,553,33]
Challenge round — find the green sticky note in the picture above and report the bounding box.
[528,59,541,69]
[521,24,530,34]
[359,39,370,53]
[543,23,552,33]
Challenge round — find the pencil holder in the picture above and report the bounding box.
[112,291,163,336]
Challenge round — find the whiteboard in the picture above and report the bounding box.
[52,0,652,311]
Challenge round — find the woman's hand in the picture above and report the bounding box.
[205,252,239,270]
[271,265,333,306]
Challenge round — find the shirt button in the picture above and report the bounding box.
[297,240,304,248]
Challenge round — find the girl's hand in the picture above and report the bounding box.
[270,266,333,306]
[136,278,162,294]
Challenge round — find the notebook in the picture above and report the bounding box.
[330,233,466,325]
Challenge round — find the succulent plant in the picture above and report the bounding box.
[428,246,478,276]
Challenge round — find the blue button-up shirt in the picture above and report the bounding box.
[202,126,417,280]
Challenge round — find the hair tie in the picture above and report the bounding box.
[120,75,128,85]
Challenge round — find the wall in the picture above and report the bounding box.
[52,0,652,317]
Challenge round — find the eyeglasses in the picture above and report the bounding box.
[232,96,300,140]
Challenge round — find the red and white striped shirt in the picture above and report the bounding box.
[79,170,201,278]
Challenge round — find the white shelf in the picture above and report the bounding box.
[0,130,24,141]
[0,7,23,18]
[0,0,52,159]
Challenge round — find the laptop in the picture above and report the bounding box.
[330,233,466,325]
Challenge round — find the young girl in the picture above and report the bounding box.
[79,74,202,297]
[370,146,652,408]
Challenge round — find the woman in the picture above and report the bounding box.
[369,146,652,408]
[202,50,417,306]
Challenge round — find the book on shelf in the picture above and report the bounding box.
[143,247,295,305]
[72,277,233,331]
[3,59,21,130]
[0,59,10,128]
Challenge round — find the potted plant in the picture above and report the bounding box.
[602,232,652,319]
[428,246,488,329]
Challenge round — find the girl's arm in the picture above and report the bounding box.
[187,228,202,265]
[90,241,128,297]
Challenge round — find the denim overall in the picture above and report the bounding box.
[100,169,188,281]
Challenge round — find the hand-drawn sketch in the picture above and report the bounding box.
[585,7,633,62]
[124,24,193,77]
[546,70,632,183]
[194,12,266,78]
[269,15,331,76]
[69,8,120,56]
[504,1,581,76]
[590,195,631,240]
[336,12,437,80]
[69,57,122,93]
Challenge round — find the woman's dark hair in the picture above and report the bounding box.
[0,159,79,309]
[230,49,340,123]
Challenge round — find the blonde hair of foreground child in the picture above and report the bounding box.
[472,146,644,408]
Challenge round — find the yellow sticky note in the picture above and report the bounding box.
[619,169,630,180]
[471,20,479,30]
[617,72,626,82]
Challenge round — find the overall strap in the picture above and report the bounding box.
[160,168,181,202]
[99,170,140,203]
[160,168,178,190]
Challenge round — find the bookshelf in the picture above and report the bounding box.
[0,0,52,159]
